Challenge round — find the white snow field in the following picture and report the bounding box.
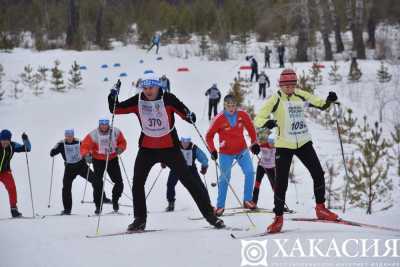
[0,44,399,267]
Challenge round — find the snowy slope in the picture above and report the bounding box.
[0,45,399,267]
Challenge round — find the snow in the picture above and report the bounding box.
[0,43,399,267]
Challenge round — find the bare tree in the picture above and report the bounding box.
[366,0,376,49]
[353,0,367,59]
[327,0,344,53]
[66,0,81,50]
[315,0,333,60]
[296,0,311,62]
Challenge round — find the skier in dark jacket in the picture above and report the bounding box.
[258,70,271,99]
[277,43,285,68]
[160,75,171,93]
[108,72,225,231]
[163,136,209,212]
[205,83,221,121]
[50,129,110,215]
[147,33,161,54]
[0,129,31,218]
[264,46,272,68]
[246,56,258,82]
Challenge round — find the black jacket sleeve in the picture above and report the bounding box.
[50,142,63,157]
[108,94,139,114]
[166,93,191,122]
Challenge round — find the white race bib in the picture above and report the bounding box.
[97,130,117,155]
[259,147,275,169]
[284,101,311,142]
[64,142,82,164]
[181,149,193,166]
[138,97,173,137]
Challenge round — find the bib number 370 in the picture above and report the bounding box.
[148,118,162,127]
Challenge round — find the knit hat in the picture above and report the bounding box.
[0,129,12,141]
[141,72,161,88]
[64,129,74,137]
[180,137,191,143]
[279,69,297,87]
[99,118,110,126]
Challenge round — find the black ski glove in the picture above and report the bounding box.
[250,143,261,155]
[211,151,218,161]
[22,132,28,140]
[326,91,338,103]
[263,120,277,129]
[110,80,122,97]
[186,111,196,123]
[200,166,208,175]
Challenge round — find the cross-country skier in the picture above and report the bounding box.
[147,33,161,54]
[206,94,260,216]
[205,83,221,121]
[258,70,270,99]
[50,129,110,215]
[163,136,209,212]
[252,131,276,206]
[0,130,31,218]
[246,55,258,82]
[81,119,126,214]
[264,45,272,68]
[159,74,171,93]
[277,42,285,68]
[107,72,225,230]
[254,68,339,233]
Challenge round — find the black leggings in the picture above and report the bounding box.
[208,99,219,120]
[132,147,214,222]
[252,165,275,204]
[62,160,102,211]
[259,83,266,98]
[274,141,325,215]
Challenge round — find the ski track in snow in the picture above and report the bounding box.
[0,45,399,267]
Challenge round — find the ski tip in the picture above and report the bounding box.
[230,233,237,239]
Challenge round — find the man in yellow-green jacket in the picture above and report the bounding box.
[254,69,339,233]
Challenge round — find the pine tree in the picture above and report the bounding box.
[391,124,400,176]
[31,73,44,96]
[9,79,23,99]
[20,64,35,90]
[328,60,342,84]
[51,60,66,92]
[308,60,323,90]
[377,61,392,83]
[347,118,392,214]
[37,66,48,81]
[229,79,248,106]
[340,108,358,143]
[298,70,314,94]
[325,161,341,209]
[68,61,83,89]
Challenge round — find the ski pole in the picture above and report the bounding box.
[80,163,91,203]
[118,155,132,189]
[145,168,163,200]
[47,157,55,208]
[333,103,351,213]
[95,79,121,235]
[23,136,35,217]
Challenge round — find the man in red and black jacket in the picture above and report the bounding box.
[108,73,225,231]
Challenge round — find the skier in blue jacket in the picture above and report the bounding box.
[148,33,161,54]
[163,137,209,212]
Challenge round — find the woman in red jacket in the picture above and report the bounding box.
[206,94,260,216]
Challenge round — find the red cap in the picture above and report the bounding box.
[279,69,297,86]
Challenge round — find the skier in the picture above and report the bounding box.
[277,42,285,68]
[206,94,260,216]
[0,130,31,218]
[80,119,126,214]
[50,129,110,215]
[258,70,270,99]
[107,72,225,230]
[147,33,161,54]
[254,69,339,233]
[252,132,276,206]
[246,56,258,82]
[205,83,221,121]
[163,136,209,212]
[264,45,272,68]
[159,74,171,93]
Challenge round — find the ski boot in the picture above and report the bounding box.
[10,207,22,218]
[214,207,225,217]
[112,200,119,212]
[315,203,338,221]
[243,200,257,210]
[127,217,146,231]
[267,215,283,233]
[165,201,175,212]
[60,210,71,215]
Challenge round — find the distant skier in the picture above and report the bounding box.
[277,42,285,68]
[252,132,276,206]
[264,45,272,68]
[163,136,209,212]
[205,83,221,121]
[258,70,270,99]
[206,94,260,216]
[50,129,110,215]
[107,72,225,230]
[81,119,126,214]
[160,74,171,93]
[147,33,161,54]
[0,130,31,218]
[246,55,258,82]
[254,69,339,233]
